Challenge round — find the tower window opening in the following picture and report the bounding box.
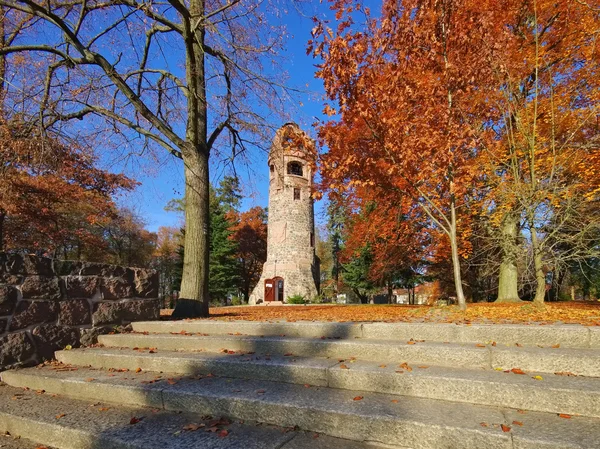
[270,164,274,172]
[293,188,301,200]
[287,161,303,176]
[310,232,315,247]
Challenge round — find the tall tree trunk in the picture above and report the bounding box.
[172,0,210,318]
[530,225,546,305]
[176,151,210,317]
[496,212,522,302]
[449,197,467,310]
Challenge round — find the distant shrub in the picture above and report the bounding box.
[286,294,306,304]
[230,296,243,306]
[310,293,330,304]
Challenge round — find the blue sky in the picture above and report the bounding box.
[117,2,345,232]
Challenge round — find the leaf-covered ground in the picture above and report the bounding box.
[162,302,600,326]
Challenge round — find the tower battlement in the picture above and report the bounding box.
[249,124,320,304]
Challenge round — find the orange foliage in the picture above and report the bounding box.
[165,302,600,326]
[0,119,137,254]
[341,185,431,284]
[312,0,600,303]
[229,207,268,301]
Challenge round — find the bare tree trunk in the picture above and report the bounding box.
[496,212,522,303]
[172,0,210,318]
[530,225,546,305]
[176,151,210,317]
[449,198,467,310]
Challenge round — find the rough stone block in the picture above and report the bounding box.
[63,276,100,299]
[80,326,110,346]
[22,255,54,276]
[92,299,160,326]
[9,300,59,331]
[32,324,80,359]
[55,261,130,278]
[4,254,53,276]
[58,299,92,326]
[100,277,135,300]
[0,274,22,285]
[20,276,62,300]
[0,284,19,315]
[54,260,82,276]
[133,269,159,298]
[80,262,128,278]
[0,332,36,367]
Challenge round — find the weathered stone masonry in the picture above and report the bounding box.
[249,123,320,304]
[0,253,160,371]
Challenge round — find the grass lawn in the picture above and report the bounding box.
[162,302,600,326]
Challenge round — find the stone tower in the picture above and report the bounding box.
[249,123,320,304]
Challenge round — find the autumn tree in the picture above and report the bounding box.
[0,122,136,255]
[153,226,183,300]
[312,0,504,310]
[231,206,267,302]
[478,0,600,305]
[102,207,157,267]
[0,0,303,317]
[340,185,432,304]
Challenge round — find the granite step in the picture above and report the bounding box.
[3,366,600,449]
[54,346,600,417]
[132,320,600,348]
[0,382,387,449]
[98,333,600,376]
[0,433,56,449]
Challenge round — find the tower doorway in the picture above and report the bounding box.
[264,277,284,302]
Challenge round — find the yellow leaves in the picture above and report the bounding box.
[532,375,543,381]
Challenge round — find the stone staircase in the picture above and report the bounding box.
[2,320,600,448]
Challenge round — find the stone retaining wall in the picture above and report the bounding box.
[0,253,160,371]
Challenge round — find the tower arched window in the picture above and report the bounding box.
[287,161,303,176]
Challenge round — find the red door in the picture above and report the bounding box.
[264,279,275,302]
